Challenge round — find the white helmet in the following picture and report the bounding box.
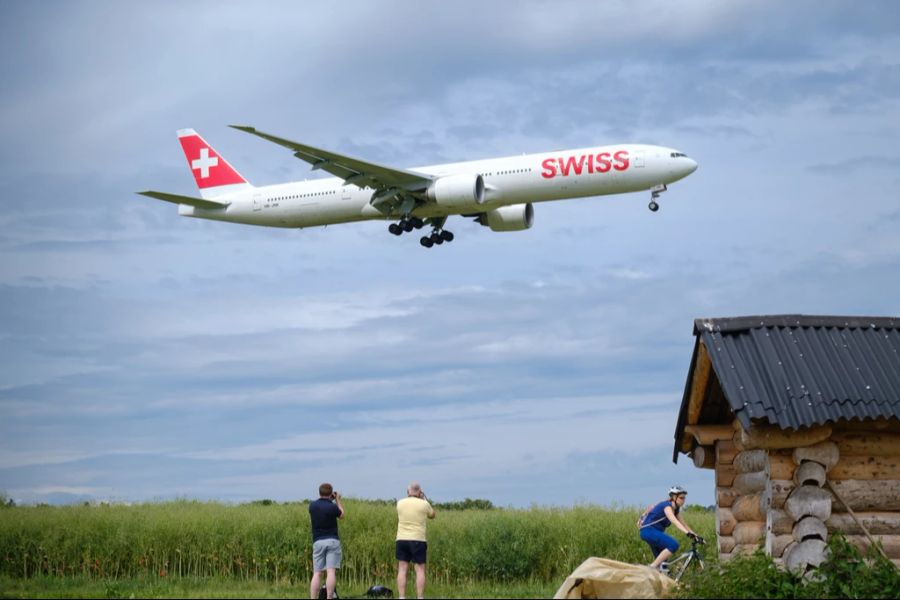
[668,485,687,496]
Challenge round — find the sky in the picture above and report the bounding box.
[1,0,899,509]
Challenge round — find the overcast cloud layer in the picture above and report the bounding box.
[2,1,899,508]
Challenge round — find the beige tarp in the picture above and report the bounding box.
[553,557,676,599]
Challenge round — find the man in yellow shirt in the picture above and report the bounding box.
[396,481,436,599]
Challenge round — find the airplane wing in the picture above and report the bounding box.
[137,190,231,210]
[229,125,433,214]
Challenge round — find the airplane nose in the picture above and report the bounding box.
[686,158,698,175]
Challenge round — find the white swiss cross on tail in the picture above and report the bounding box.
[176,128,249,197]
[191,148,219,179]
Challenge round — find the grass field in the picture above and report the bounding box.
[0,499,715,598]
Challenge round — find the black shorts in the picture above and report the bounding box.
[395,540,427,564]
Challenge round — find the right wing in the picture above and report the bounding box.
[137,190,230,210]
[229,125,434,214]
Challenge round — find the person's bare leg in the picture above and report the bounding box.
[310,570,321,599]
[414,562,426,598]
[650,548,673,568]
[397,561,409,599]
[325,567,336,599]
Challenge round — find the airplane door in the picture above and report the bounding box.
[341,185,352,201]
[633,152,645,168]
[252,192,263,212]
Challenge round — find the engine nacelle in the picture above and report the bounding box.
[478,203,534,232]
[426,174,485,208]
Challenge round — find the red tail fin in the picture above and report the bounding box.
[177,129,249,196]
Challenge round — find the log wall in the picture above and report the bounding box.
[708,422,900,571]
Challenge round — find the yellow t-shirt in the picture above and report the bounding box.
[396,497,435,541]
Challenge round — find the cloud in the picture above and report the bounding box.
[2,1,899,508]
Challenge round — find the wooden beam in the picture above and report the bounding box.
[686,341,711,426]
[830,455,900,480]
[833,431,900,456]
[844,535,900,559]
[685,424,735,445]
[828,479,900,512]
[741,424,832,450]
[826,512,900,535]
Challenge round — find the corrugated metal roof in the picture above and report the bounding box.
[674,315,900,462]
[699,315,900,429]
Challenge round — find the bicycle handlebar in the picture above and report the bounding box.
[688,533,706,545]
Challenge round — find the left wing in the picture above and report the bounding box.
[229,125,433,214]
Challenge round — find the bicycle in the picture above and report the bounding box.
[662,534,706,582]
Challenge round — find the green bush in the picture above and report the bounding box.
[676,533,900,599]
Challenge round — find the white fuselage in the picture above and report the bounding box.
[178,144,697,228]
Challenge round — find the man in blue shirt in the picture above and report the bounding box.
[308,483,345,600]
[638,485,699,571]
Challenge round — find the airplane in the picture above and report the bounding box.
[139,126,698,248]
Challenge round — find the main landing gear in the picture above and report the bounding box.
[388,217,454,248]
[388,217,424,235]
[388,217,453,248]
[419,228,454,248]
[649,184,667,212]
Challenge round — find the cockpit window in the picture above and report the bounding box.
[670,152,688,158]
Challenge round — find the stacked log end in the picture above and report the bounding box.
[779,440,837,574]
[721,446,770,559]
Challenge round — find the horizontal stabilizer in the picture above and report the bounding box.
[137,190,231,210]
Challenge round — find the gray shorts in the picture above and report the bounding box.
[312,538,342,571]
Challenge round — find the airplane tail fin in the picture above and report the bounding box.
[177,129,253,199]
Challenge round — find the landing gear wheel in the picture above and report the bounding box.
[420,236,434,248]
[440,230,454,242]
[388,223,402,235]
[411,217,424,229]
[402,220,414,232]
[434,237,444,245]
[649,201,659,212]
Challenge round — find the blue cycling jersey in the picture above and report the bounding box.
[643,500,678,531]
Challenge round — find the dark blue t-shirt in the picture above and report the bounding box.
[309,498,341,542]
[644,500,679,531]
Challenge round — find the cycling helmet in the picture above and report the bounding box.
[668,485,688,496]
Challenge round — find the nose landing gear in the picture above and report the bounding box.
[649,184,667,212]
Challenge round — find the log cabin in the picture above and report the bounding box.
[672,315,900,574]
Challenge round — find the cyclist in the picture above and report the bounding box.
[638,485,699,571]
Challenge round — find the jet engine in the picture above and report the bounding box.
[426,174,485,208]
[477,203,534,232]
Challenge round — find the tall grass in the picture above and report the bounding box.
[0,500,714,587]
